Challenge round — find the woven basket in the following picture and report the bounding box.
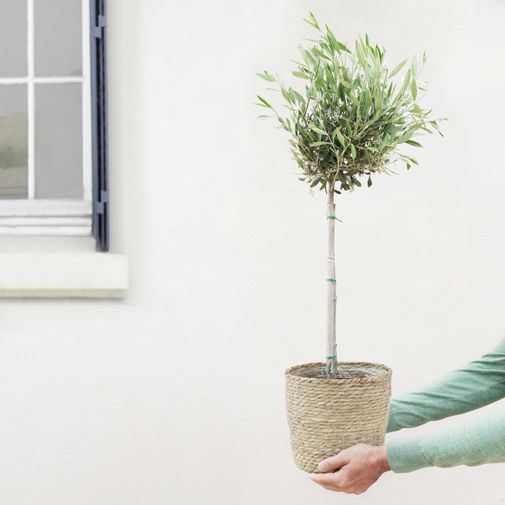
[285,362,392,472]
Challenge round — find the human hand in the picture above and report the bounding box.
[309,444,390,495]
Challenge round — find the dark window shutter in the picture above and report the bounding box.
[90,0,109,251]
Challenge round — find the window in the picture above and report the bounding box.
[0,0,109,251]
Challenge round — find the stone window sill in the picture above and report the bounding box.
[0,238,128,298]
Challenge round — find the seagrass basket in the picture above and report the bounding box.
[285,362,392,472]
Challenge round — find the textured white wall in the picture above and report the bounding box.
[1,0,505,503]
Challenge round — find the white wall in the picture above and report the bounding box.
[1,0,505,503]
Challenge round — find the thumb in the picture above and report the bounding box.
[318,452,351,472]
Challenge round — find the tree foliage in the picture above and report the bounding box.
[257,13,443,193]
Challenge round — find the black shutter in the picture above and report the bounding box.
[90,0,109,251]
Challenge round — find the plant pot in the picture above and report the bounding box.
[285,362,392,472]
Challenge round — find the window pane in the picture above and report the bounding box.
[34,0,82,77]
[35,83,82,198]
[0,0,27,77]
[0,85,28,199]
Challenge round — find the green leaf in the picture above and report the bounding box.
[312,47,330,60]
[406,139,422,147]
[332,127,346,145]
[389,59,407,78]
[292,70,307,79]
[404,156,419,165]
[310,141,331,147]
[367,176,372,187]
[324,28,349,54]
[281,87,293,103]
[291,89,305,105]
[411,79,418,100]
[303,12,320,30]
[398,69,412,97]
[256,95,272,109]
[411,55,418,77]
[335,41,351,54]
[301,48,316,66]
[350,144,357,160]
[256,71,275,82]
[309,123,327,136]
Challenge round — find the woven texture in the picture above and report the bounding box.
[286,362,392,472]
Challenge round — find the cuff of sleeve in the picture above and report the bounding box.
[386,437,430,473]
[387,399,407,432]
[387,415,401,433]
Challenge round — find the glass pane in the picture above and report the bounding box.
[0,85,28,199]
[34,0,82,77]
[35,83,82,198]
[0,0,27,77]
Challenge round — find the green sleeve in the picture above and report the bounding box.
[387,337,505,432]
[387,410,505,472]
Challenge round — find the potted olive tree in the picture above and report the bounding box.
[257,14,442,472]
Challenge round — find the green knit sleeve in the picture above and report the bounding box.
[387,337,505,432]
[387,410,505,473]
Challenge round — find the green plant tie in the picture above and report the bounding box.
[326,278,336,284]
[326,355,337,360]
[326,215,343,222]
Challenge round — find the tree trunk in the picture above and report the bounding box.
[326,181,337,377]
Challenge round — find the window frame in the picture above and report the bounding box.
[90,0,109,251]
[0,0,107,244]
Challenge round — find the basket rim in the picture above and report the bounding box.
[285,361,392,384]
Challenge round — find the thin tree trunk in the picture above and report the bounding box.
[326,181,337,377]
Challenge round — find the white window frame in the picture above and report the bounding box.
[0,0,92,236]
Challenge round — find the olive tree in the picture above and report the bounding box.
[257,13,442,378]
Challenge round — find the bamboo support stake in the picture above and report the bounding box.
[326,181,337,377]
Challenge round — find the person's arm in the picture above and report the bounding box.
[388,337,505,432]
[387,409,505,472]
[311,410,505,493]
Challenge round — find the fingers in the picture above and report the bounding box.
[310,444,387,495]
[309,471,347,486]
[319,483,341,492]
[318,452,350,472]
[310,473,335,486]
[309,473,343,492]
[310,472,360,494]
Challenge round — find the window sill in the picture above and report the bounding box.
[0,252,128,298]
[0,200,92,236]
